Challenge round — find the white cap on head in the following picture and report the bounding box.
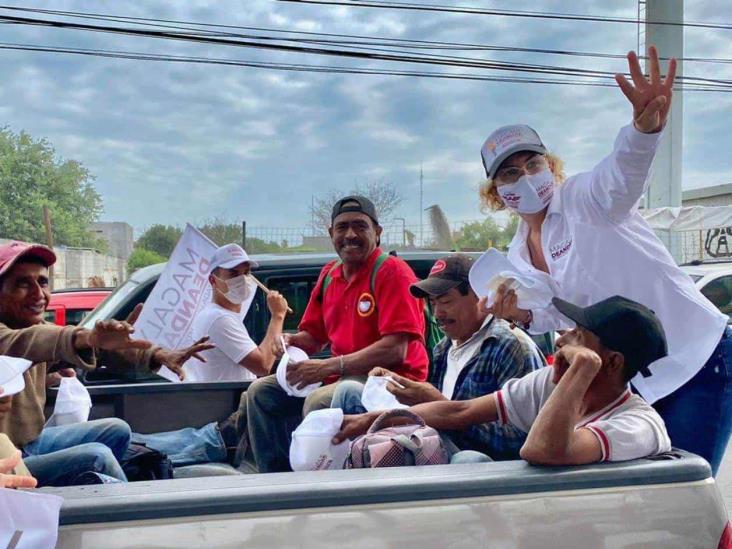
[209,243,258,274]
[480,124,547,180]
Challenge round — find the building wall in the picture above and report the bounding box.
[0,238,126,289]
[683,195,732,208]
[682,184,732,208]
[89,221,134,261]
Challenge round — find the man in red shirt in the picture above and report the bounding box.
[246,195,428,472]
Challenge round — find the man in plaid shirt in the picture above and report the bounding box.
[331,254,545,461]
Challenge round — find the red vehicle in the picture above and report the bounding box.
[45,288,112,326]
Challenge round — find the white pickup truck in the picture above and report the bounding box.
[42,253,731,548]
[47,450,729,548]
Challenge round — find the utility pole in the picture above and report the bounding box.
[643,0,683,261]
[643,0,683,211]
[419,164,424,248]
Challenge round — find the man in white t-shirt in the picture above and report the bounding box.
[134,243,289,468]
[185,243,288,382]
[335,295,672,465]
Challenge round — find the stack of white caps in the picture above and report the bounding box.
[289,408,350,471]
[469,248,557,310]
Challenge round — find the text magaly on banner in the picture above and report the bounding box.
[133,224,217,381]
[132,224,257,382]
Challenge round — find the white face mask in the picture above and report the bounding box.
[497,168,555,214]
[215,273,251,304]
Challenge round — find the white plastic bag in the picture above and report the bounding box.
[45,377,91,427]
[361,376,409,413]
[289,408,350,471]
[469,248,557,310]
[0,357,32,397]
[275,345,321,398]
[0,488,63,549]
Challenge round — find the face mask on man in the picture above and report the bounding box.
[214,273,251,304]
[497,168,555,214]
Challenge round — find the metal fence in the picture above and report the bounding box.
[246,220,501,251]
[658,228,732,264]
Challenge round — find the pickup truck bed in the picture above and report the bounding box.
[48,452,726,548]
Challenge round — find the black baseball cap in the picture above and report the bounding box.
[331,195,379,225]
[410,254,474,298]
[552,295,668,379]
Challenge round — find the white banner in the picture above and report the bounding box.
[0,489,63,549]
[134,224,256,382]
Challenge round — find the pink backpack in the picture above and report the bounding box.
[347,409,449,468]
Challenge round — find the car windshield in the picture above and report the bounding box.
[80,279,140,329]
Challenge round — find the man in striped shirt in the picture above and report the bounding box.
[335,295,672,465]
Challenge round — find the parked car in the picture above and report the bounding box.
[40,252,729,548]
[44,287,112,326]
[681,261,732,322]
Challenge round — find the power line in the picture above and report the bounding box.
[278,0,732,31]
[2,5,731,65]
[0,13,726,88]
[1,42,728,93]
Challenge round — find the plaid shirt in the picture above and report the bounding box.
[430,317,546,460]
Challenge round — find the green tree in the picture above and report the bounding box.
[135,224,182,257]
[0,127,106,250]
[198,219,242,246]
[127,247,166,274]
[246,237,282,254]
[197,220,282,253]
[454,216,518,251]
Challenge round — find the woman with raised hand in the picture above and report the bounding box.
[479,46,732,475]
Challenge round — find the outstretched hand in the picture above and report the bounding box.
[154,337,215,381]
[332,413,378,445]
[89,320,153,352]
[615,46,677,134]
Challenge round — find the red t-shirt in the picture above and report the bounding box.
[299,248,428,383]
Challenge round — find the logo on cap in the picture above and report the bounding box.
[430,260,447,276]
[357,293,376,317]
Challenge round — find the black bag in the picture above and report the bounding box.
[121,442,174,481]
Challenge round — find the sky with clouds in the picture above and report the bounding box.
[0,1,730,235]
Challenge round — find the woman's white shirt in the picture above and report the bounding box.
[506,124,727,404]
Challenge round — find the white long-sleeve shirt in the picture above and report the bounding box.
[507,124,727,404]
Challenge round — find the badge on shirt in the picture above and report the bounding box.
[357,292,376,317]
[550,237,573,261]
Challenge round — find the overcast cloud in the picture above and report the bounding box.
[0,1,730,233]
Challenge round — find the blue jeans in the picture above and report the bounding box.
[132,422,226,466]
[654,326,732,476]
[23,418,131,486]
[330,380,367,415]
[450,450,492,464]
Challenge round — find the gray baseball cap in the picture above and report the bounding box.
[480,124,547,180]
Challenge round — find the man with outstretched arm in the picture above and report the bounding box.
[0,241,212,486]
[334,296,671,466]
